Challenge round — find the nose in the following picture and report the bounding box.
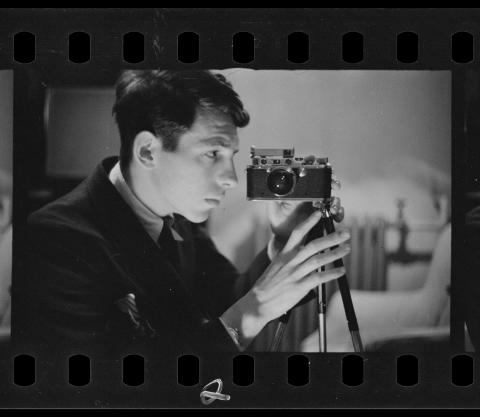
[217,160,238,190]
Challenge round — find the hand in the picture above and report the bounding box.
[267,197,345,261]
[249,209,350,322]
[222,210,351,345]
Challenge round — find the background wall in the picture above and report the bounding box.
[46,88,118,178]
[0,71,13,175]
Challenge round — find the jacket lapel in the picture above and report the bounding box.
[85,157,205,326]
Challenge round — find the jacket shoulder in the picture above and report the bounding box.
[27,181,108,249]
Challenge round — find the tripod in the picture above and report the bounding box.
[270,199,364,352]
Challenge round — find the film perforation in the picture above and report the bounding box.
[232,354,255,386]
[451,31,474,63]
[342,32,364,63]
[287,355,310,386]
[177,354,199,386]
[68,354,91,387]
[451,354,474,387]
[396,354,419,387]
[6,30,480,67]
[396,32,419,64]
[232,32,255,64]
[122,354,145,387]
[13,354,35,387]
[341,354,364,387]
[177,32,200,64]
[123,32,145,64]
[13,31,35,64]
[287,32,309,64]
[68,31,91,64]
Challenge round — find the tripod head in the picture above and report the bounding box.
[304,198,336,245]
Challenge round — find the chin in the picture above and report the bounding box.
[182,210,210,224]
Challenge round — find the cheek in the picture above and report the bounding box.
[166,161,212,198]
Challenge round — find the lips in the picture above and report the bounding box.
[205,198,221,206]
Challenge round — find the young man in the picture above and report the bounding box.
[16,70,350,359]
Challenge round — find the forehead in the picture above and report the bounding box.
[179,109,239,150]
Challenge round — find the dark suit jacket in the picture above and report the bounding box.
[15,157,270,359]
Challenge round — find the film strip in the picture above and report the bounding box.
[0,8,479,408]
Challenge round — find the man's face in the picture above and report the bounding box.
[150,109,240,223]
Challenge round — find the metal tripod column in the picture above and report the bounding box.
[317,283,327,352]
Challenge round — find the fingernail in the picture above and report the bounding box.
[339,267,346,274]
[344,244,351,251]
[339,230,350,238]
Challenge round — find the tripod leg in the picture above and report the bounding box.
[322,212,364,352]
[314,218,328,352]
[317,284,327,352]
[269,310,291,351]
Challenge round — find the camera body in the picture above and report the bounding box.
[246,147,332,200]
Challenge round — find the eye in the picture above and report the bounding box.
[205,150,219,159]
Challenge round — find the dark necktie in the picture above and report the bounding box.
[157,216,181,274]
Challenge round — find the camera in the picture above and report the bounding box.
[246,147,332,200]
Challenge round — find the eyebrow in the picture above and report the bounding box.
[199,137,239,153]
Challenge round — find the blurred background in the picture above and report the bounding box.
[23,69,452,352]
[0,70,13,345]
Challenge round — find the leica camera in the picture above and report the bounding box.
[246,147,332,200]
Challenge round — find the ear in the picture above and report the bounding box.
[132,131,162,168]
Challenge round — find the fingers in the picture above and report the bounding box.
[281,210,323,253]
[333,206,345,223]
[300,267,346,292]
[330,196,340,212]
[293,229,350,265]
[293,244,351,280]
[330,196,345,223]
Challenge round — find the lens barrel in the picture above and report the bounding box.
[267,168,296,196]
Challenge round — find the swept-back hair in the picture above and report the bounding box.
[112,70,249,172]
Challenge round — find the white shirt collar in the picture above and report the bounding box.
[108,162,183,243]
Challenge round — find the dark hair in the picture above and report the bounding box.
[112,70,250,172]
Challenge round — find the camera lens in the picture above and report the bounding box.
[267,169,295,196]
